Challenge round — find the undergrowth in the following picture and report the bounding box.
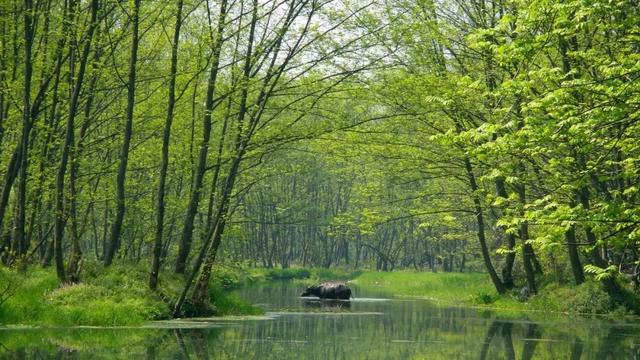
[0,262,263,326]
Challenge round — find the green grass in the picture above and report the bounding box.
[246,267,363,283]
[210,285,264,316]
[0,263,264,327]
[349,270,639,317]
[351,271,494,303]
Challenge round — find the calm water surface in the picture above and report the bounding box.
[1,282,640,359]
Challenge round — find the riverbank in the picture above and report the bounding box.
[0,264,362,326]
[0,264,263,326]
[1,265,637,326]
[350,271,639,317]
[191,267,640,317]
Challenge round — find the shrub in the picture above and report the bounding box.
[475,292,498,305]
[567,281,614,315]
[266,268,311,280]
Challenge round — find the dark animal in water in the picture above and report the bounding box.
[301,282,352,300]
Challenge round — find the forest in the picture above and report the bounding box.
[1,0,640,324]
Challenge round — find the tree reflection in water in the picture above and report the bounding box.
[479,321,541,360]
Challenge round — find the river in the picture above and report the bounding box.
[1,282,639,359]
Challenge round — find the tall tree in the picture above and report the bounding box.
[53,0,100,282]
[13,0,36,259]
[104,0,141,266]
[174,0,228,274]
[150,0,184,289]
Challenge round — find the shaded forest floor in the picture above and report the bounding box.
[1,266,638,327]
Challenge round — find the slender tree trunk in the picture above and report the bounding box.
[495,177,516,289]
[174,0,227,274]
[0,149,21,241]
[516,183,537,294]
[150,0,184,290]
[201,96,233,262]
[576,186,607,268]
[62,0,99,283]
[13,0,36,260]
[1,0,65,247]
[0,3,8,147]
[565,223,584,285]
[105,0,140,266]
[190,154,242,314]
[460,148,505,294]
[29,68,61,264]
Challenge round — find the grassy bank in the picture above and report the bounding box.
[350,270,639,317]
[2,265,636,326]
[0,263,263,327]
[0,264,356,327]
[182,266,640,316]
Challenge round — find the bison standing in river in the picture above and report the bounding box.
[301,282,352,300]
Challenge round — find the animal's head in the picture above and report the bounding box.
[301,285,320,297]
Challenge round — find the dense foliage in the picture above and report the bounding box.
[1,0,639,316]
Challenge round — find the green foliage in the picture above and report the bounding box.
[0,268,59,325]
[0,265,169,326]
[209,285,264,316]
[248,267,362,283]
[211,266,247,289]
[2,0,640,324]
[309,268,363,281]
[566,281,615,315]
[264,268,312,280]
[351,270,639,316]
[475,292,498,305]
[0,263,266,326]
[583,264,617,281]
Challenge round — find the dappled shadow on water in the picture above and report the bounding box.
[2,284,640,359]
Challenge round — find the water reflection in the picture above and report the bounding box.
[302,298,351,310]
[479,321,540,360]
[1,283,640,359]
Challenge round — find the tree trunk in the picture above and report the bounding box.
[171,0,230,314]
[516,183,537,294]
[463,156,505,294]
[54,0,98,283]
[174,0,227,274]
[150,0,184,290]
[495,177,516,289]
[13,0,36,260]
[65,0,100,283]
[190,155,242,314]
[565,224,584,285]
[105,0,140,266]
